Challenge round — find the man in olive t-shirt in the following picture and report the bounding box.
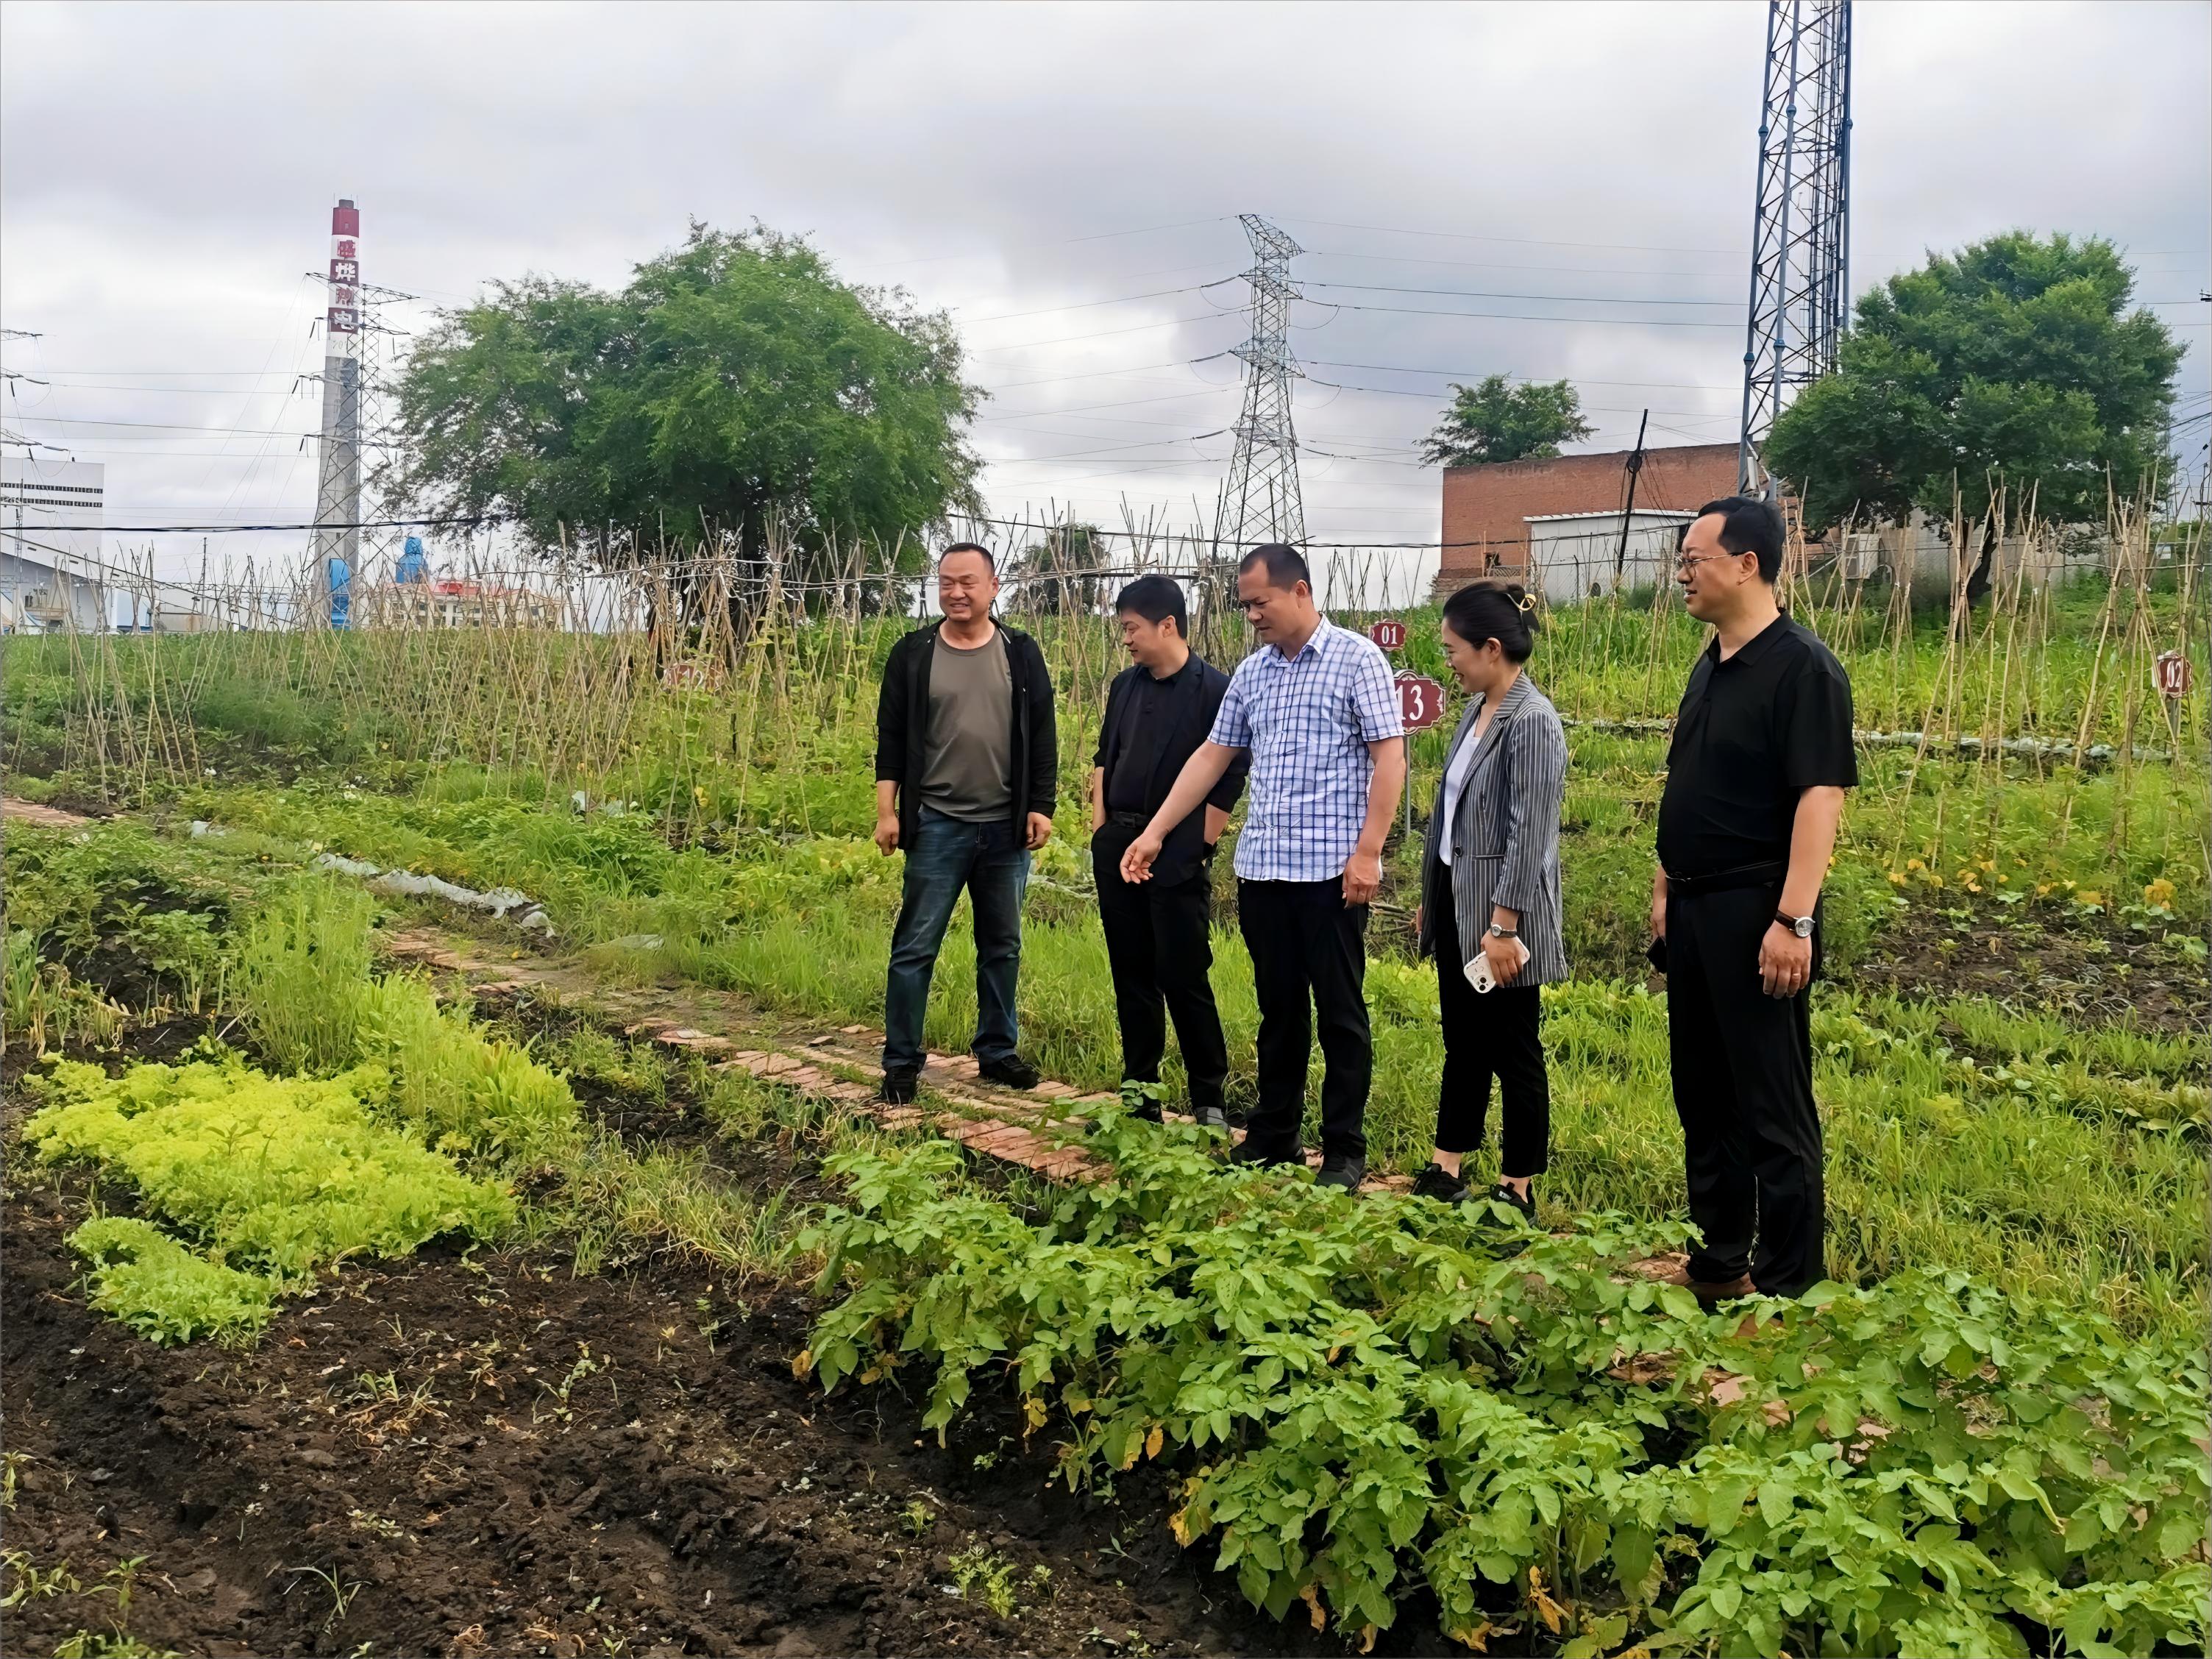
[917,629,1014,822]
[872,544,1059,1104]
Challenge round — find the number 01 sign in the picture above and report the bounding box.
[1395,673,1445,731]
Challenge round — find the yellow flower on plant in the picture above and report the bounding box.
[1888,870,1907,886]
[1928,874,1944,889]
[1979,859,1996,873]
[2035,883,2053,896]
[2078,890,2103,908]
[2144,878,2177,909]
[1906,859,1924,872]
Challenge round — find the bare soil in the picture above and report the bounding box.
[1846,904,2208,1037]
[1,1165,1393,1659]
[1,1009,1384,1659]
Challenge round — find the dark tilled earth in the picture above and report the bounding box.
[1,1015,1392,1659]
[1843,903,2209,1037]
[3,1173,1388,1659]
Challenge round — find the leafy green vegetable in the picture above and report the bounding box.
[24,1056,515,1278]
[66,1218,279,1346]
[805,1119,2211,1656]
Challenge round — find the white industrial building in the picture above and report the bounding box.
[1,457,110,632]
[1525,509,1696,604]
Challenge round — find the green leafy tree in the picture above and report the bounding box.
[1764,231,2183,592]
[1419,374,1595,466]
[391,223,982,583]
[1009,522,1114,614]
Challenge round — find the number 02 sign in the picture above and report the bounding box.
[1395,673,1445,731]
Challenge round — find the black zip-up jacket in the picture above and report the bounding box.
[875,619,1057,852]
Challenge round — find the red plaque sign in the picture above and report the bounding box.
[2155,650,2193,699]
[1395,672,1445,731]
[1368,617,1407,651]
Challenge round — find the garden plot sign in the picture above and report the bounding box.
[2155,650,2191,699]
[1395,673,1445,731]
[1368,618,1407,652]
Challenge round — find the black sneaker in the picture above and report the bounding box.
[1492,1182,1537,1221]
[879,1068,920,1106]
[1229,1137,1298,1168]
[1315,1154,1367,1192]
[977,1054,1043,1090]
[1193,1105,1229,1134]
[1409,1162,1471,1204]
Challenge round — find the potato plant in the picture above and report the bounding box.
[803,1120,2211,1657]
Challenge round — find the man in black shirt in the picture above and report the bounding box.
[1653,496,1856,1302]
[1089,575,1249,1130]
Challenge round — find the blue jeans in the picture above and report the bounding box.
[883,807,1031,1075]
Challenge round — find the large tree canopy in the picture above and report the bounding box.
[391,224,982,574]
[1763,230,2183,537]
[1419,374,1594,467]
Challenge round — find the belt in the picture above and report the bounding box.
[1664,859,1788,895]
[1107,811,1150,829]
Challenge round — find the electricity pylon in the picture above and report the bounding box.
[1737,0,1852,495]
[1215,214,1307,553]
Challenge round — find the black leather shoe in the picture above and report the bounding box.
[978,1054,1043,1090]
[1315,1155,1367,1192]
[1409,1162,1471,1204]
[879,1069,920,1105]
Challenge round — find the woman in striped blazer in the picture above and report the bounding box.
[1411,582,1569,1219]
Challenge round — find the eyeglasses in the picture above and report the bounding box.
[1674,553,1744,574]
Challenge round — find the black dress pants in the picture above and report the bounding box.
[1092,830,1230,1116]
[1237,878,1370,1161]
[1665,884,1826,1297]
[1431,868,1549,1175]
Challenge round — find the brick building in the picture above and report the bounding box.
[1430,442,1740,598]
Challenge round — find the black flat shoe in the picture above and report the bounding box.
[879,1069,920,1105]
[1492,1182,1537,1221]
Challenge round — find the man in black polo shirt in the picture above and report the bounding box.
[1089,575,1248,1131]
[1653,496,1856,1302]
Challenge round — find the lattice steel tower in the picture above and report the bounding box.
[1736,0,1852,494]
[1215,214,1307,552]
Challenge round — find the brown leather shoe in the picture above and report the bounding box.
[1665,1268,1757,1307]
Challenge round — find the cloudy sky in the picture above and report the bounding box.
[3,0,2205,591]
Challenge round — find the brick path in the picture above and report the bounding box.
[380,926,1418,1196]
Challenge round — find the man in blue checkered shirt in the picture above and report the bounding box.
[1120,544,1406,1190]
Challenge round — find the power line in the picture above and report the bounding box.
[3,514,489,533]
[1298,297,1740,328]
[1303,280,1743,308]
[1269,216,1747,258]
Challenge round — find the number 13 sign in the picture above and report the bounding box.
[1395,672,1445,731]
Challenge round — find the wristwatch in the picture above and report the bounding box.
[1774,910,1814,939]
[1487,923,1519,940]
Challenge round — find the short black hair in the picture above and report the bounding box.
[1237,542,1310,591]
[939,541,995,570]
[1440,580,1537,664]
[1114,572,1187,636]
[1693,496,1785,583]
